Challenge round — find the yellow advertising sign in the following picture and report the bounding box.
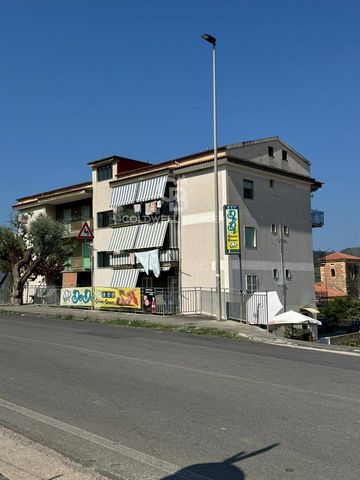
[94,287,141,309]
[61,287,141,309]
[224,205,241,255]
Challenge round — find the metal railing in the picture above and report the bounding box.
[64,256,91,271]
[10,284,270,324]
[0,285,11,305]
[311,209,324,228]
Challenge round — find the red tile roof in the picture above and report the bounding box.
[315,282,347,298]
[322,252,360,262]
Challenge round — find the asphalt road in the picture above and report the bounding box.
[0,313,359,480]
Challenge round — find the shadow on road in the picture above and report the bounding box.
[160,443,279,479]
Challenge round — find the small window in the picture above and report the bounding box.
[97,164,113,181]
[97,252,111,268]
[97,210,114,228]
[271,224,277,234]
[268,146,274,157]
[283,225,289,236]
[243,179,254,199]
[282,150,288,161]
[246,274,259,294]
[331,268,336,277]
[273,269,279,279]
[245,226,257,248]
[285,269,292,279]
[269,179,274,188]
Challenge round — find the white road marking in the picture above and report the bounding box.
[0,398,211,480]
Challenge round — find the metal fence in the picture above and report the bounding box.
[0,285,11,305]
[6,284,270,324]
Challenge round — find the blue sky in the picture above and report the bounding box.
[1,0,359,251]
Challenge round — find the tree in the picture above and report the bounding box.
[0,214,73,305]
[341,247,360,257]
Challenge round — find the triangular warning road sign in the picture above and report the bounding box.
[77,222,94,240]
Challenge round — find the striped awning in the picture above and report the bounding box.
[135,221,168,249]
[110,269,140,288]
[136,176,168,203]
[108,225,139,252]
[109,182,138,207]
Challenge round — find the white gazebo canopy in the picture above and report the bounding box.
[269,310,322,326]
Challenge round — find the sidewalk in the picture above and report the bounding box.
[1,304,360,355]
[0,427,106,480]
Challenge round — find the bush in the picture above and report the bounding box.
[319,298,360,322]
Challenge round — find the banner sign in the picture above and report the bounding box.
[224,205,241,255]
[94,287,141,309]
[61,287,92,307]
[60,287,141,309]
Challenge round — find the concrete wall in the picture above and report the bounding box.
[91,162,116,287]
[227,164,316,310]
[227,139,311,177]
[178,166,229,289]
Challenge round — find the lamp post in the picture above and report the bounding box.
[201,33,222,320]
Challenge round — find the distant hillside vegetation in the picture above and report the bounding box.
[341,247,360,257]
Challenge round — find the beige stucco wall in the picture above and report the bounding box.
[227,139,311,177]
[91,163,116,287]
[177,166,229,289]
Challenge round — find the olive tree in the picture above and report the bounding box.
[0,214,72,305]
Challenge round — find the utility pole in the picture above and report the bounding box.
[278,223,287,312]
[201,33,222,320]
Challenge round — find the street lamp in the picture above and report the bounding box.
[201,33,222,320]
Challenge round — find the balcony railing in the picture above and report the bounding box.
[63,256,91,271]
[59,219,93,237]
[311,210,324,228]
[111,249,179,267]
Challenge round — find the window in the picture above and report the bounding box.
[246,275,259,294]
[331,268,336,277]
[273,269,279,279]
[97,210,114,228]
[268,146,274,157]
[283,225,289,236]
[243,179,254,199]
[282,150,288,161]
[97,164,112,181]
[97,252,111,268]
[245,226,257,248]
[82,205,91,220]
[285,269,292,279]
[271,224,277,234]
[269,179,274,188]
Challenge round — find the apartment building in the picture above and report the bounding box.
[89,137,322,312]
[14,182,93,288]
[13,136,323,313]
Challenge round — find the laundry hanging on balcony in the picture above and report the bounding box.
[135,249,160,278]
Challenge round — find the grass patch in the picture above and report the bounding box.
[180,325,239,338]
[0,307,243,340]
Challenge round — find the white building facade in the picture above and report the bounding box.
[13,137,323,314]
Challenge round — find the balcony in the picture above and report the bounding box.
[113,202,177,227]
[63,256,91,272]
[111,249,179,268]
[60,219,94,238]
[311,210,324,228]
